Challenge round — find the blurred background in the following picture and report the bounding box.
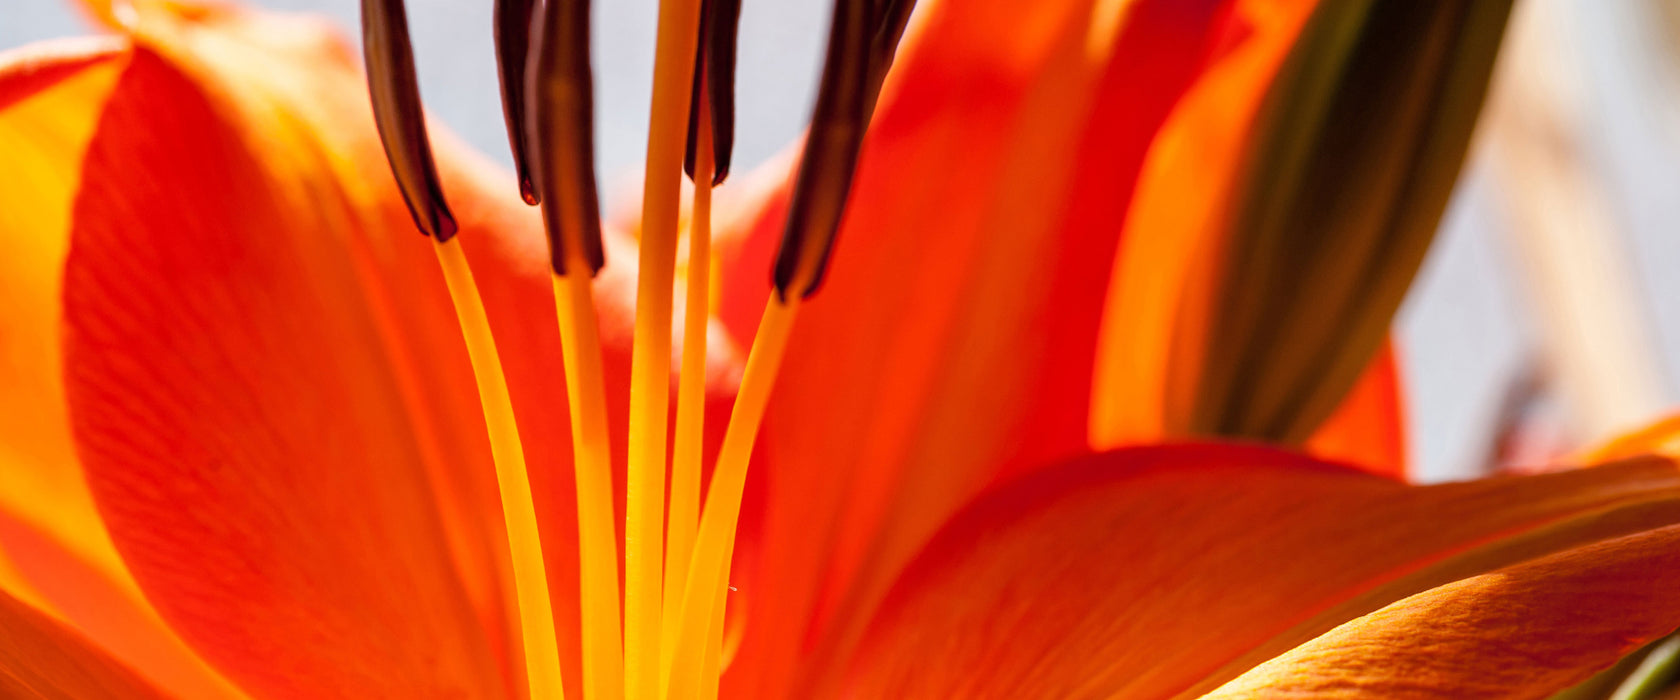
[7,0,1679,482]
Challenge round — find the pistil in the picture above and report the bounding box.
[626,0,706,697]
[662,90,712,686]
[664,0,739,680]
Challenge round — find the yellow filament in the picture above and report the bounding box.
[668,298,801,700]
[552,271,626,700]
[663,94,715,682]
[627,0,704,697]
[433,238,566,700]
[697,571,727,700]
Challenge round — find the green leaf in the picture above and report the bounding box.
[1186,0,1514,443]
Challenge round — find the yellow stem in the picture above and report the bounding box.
[433,237,565,700]
[662,93,715,687]
[627,0,704,697]
[552,271,626,700]
[668,298,801,700]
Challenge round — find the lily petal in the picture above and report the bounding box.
[0,39,126,592]
[1303,340,1407,478]
[60,36,504,700]
[56,4,745,697]
[0,37,246,700]
[704,1,1231,694]
[1204,523,1680,699]
[845,444,1680,698]
[0,588,170,700]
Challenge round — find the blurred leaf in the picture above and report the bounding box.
[1180,0,1513,443]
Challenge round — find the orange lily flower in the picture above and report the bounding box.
[4,0,1680,699]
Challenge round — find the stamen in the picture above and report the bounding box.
[363,3,565,695]
[662,87,715,685]
[360,0,457,240]
[668,298,800,700]
[683,0,741,186]
[526,1,625,697]
[552,272,625,700]
[665,3,915,693]
[494,0,539,205]
[770,0,914,299]
[526,0,606,276]
[626,0,705,696]
[433,238,566,700]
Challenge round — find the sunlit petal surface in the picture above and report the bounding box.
[847,445,1680,698]
[1205,523,1680,698]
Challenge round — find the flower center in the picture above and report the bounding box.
[360,0,910,697]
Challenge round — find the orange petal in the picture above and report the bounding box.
[705,1,1236,695]
[0,37,247,700]
[0,38,127,586]
[60,39,505,700]
[844,444,1680,698]
[0,588,170,699]
[108,4,544,692]
[1303,339,1408,478]
[1204,523,1680,698]
[0,509,250,700]
[56,5,745,698]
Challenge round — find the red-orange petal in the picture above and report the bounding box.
[61,44,504,700]
[0,36,247,700]
[0,588,170,700]
[844,444,1680,698]
[54,4,745,698]
[1204,523,1680,698]
[705,1,1231,694]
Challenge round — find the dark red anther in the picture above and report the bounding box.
[525,0,606,275]
[684,0,742,186]
[863,0,914,118]
[361,0,458,240]
[770,0,917,299]
[495,0,541,205]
